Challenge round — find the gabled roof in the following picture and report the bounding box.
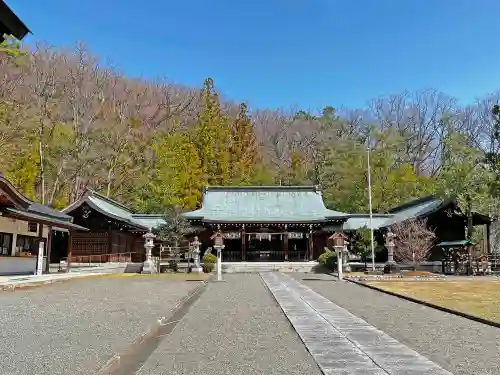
[0,176,87,231]
[63,190,151,230]
[382,196,450,227]
[183,186,350,223]
[63,190,170,231]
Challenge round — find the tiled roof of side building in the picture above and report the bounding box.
[63,190,150,230]
[183,186,350,223]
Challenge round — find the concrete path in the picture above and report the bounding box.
[261,272,453,375]
[0,271,111,290]
[136,274,322,375]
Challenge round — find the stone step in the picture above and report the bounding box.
[221,262,317,273]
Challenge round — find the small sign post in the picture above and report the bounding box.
[211,231,226,282]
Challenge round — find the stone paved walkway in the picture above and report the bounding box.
[261,272,453,375]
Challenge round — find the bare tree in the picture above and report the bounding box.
[391,218,437,270]
[368,89,458,177]
[23,43,66,204]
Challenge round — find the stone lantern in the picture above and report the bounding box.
[383,229,400,274]
[142,231,156,274]
[191,236,202,273]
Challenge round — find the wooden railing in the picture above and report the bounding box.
[61,252,135,265]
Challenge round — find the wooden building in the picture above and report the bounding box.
[0,175,88,275]
[183,186,350,261]
[342,195,492,261]
[62,190,164,262]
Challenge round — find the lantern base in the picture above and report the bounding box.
[191,266,203,274]
[383,261,400,274]
[142,259,156,274]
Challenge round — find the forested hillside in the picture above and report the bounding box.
[2,38,500,230]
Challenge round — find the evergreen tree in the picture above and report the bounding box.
[194,78,231,185]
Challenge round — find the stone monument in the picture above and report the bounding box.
[383,229,400,274]
[142,231,156,274]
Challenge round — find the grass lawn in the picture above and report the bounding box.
[367,280,500,323]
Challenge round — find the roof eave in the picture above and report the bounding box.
[197,218,345,224]
[4,208,89,231]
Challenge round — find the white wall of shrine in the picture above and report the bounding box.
[0,216,49,255]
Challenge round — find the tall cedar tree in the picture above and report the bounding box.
[149,132,203,210]
[195,78,231,185]
[229,102,259,184]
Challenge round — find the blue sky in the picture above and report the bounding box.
[7,0,500,111]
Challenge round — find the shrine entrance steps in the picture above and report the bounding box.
[222,261,317,273]
[260,272,453,375]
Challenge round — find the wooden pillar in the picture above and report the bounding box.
[284,225,289,261]
[67,231,73,272]
[241,224,246,261]
[44,226,53,273]
[308,225,314,261]
[485,223,491,254]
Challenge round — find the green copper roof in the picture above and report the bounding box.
[438,240,475,247]
[183,186,349,223]
[342,214,394,231]
[131,214,165,230]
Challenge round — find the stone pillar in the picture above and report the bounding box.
[142,231,156,274]
[191,236,202,273]
[383,229,400,274]
[214,244,225,281]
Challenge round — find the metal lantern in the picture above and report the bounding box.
[329,232,347,248]
[211,231,224,247]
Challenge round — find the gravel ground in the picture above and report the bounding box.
[0,276,201,375]
[292,273,500,375]
[137,274,322,375]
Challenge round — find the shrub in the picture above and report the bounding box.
[202,262,215,273]
[318,250,337,270]
[202,253,217,264]
[168,260,179,272]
